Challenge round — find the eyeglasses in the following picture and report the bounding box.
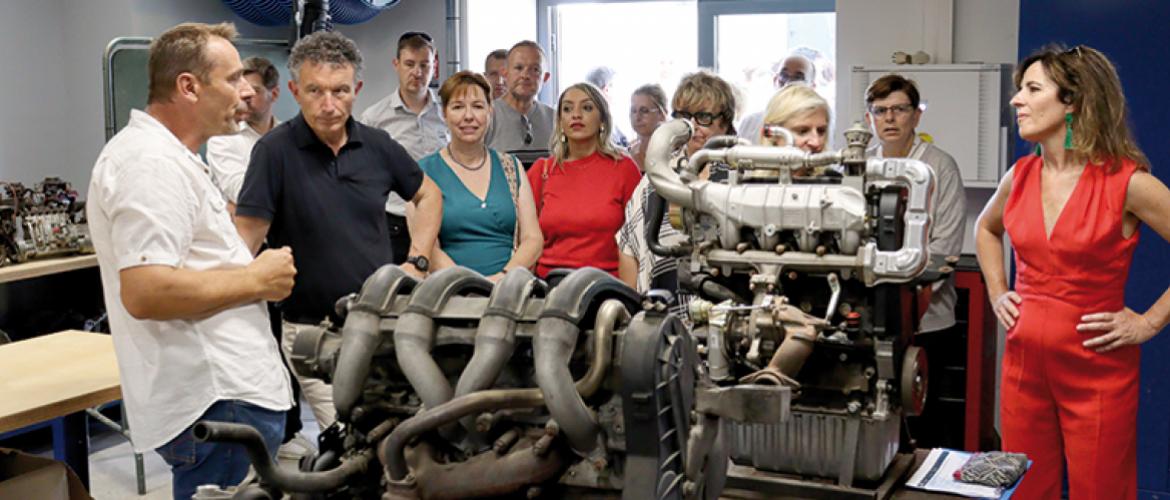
[631,106,664,117]
[672,110,719,127]
[1063,45,1084,58]
[398,31,433,44]
[778,70,807,85]
[521,114,533,146]
[869,104,916,117]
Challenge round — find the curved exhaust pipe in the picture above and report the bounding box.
[535,268,639,454]
[864,157,935,283]
[395,267,493,413]
[453,268,546,433]
[193,421,373,493]
[333,264,416,422]
[644,119,697,209]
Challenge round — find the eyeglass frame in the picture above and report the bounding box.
[631,105,665,117]
[868,103,918,118]
[671,110,720,127]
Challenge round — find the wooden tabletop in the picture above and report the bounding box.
[0,330,121,433]
[0,254,98,284]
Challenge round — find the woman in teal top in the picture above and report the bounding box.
[412,71,542,280]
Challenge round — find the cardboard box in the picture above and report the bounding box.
[0,447,91,500]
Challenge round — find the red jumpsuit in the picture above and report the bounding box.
[1001,155,1141,499]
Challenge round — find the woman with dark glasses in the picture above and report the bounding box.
[617,70,737,298]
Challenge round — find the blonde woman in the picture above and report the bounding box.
[758,84,830,152]
[527,83,642,278]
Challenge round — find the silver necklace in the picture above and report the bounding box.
[447,145,488,171]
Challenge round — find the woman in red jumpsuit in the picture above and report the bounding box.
[975,45,1170,499]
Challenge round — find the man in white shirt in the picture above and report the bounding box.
[484,40,556,153]
[87,22,295,500]
[206,56,281,210]
[359,31,447,264]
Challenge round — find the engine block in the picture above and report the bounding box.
[0,177,93,266]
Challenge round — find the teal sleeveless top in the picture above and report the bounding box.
[418,149,518,275]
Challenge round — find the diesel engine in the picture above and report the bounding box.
[642,119,942,488]
[193,120,942,499]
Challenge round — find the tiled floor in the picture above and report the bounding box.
[41,400,321,500]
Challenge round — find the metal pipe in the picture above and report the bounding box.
[453,269,545,434]
[761,125,796,147]
[864,157,936,283]
[571,299,628,402]
[380,387,544,480]
[444,0,462,79]
[193,422,373,493]
[333,264,414,422]
[535,270,634,454]
[644,119,697,209]
[411,438,568,499]
[380,294,625,480]
[395,267,493,413]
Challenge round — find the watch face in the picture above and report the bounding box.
[410,255,429,271]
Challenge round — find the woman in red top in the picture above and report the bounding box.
[975,45,1170,499]
[528,82,642,278]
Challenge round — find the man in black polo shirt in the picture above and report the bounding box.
[235,31,442,431]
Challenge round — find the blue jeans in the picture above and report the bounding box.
[156,400,285,500]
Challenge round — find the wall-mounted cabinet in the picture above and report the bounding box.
[850,63,1015,188]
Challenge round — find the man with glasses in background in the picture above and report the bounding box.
[738,53,816,144]
[864,73,965,445]
[360,31,447,265]
[485,40,555,156]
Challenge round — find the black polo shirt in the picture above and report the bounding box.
[237,113,422,321]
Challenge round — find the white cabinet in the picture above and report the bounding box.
[850,64,1015,188]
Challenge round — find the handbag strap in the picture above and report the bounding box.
[496,149,522,251]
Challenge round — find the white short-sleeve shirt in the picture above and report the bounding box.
[206,118,278,204]
[87,109,292,452]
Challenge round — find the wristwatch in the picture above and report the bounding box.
[405,254,430,272]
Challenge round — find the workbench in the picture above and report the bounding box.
[0,330,121,490]
[0,255,98,285]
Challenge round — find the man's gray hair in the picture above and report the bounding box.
[288,31,363,82]
[585,66,615,89]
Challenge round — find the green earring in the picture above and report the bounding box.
[1064,112,1074,149]
[1034,144,1042,156]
